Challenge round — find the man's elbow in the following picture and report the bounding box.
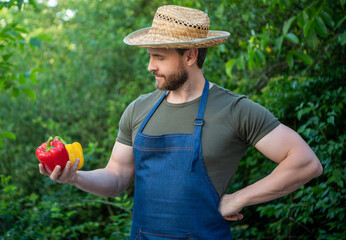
[309,155,323,178]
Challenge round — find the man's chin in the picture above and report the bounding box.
[155,79,168,91]
[155,81,163,90]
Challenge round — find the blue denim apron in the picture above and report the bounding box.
[130,78,232,239]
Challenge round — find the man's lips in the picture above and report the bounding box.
[154,74,165,80]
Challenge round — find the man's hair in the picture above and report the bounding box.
[176,48,208,69]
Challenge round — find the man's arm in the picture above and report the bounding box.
[219,124,323,221]
[39,141,135,197]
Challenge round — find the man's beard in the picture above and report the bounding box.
[154,64,189,91]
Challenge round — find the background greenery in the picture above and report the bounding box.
[0,0,344,239]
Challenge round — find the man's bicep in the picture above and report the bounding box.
[254,124,309,164]
[106,141,135,183]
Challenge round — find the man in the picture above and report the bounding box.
[39,5,323,239]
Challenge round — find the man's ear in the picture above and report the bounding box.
[185,48,198,67]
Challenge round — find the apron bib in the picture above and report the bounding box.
[130,78,232,240]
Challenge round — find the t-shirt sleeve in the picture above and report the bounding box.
[116,101,135,146]
[231,97,280,145]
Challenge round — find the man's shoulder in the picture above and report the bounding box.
[120,89,165,132]
[132,89,164,107]
[209,83,246,103]
[125,89,164,117]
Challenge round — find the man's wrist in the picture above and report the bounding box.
[229,191,248,209]
[69,171,80,186]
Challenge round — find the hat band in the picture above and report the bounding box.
[155,12,210,31]
[148,12,210,41]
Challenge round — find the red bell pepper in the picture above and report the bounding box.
[36,136,69,172]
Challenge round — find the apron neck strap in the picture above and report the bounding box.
[138,77,210,134]
[193,76,209,128]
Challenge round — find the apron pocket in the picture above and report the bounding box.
[133,226,192,239]
[140,232,191,240]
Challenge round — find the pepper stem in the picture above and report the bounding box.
[54,136,67,145]
[45,136,54,152]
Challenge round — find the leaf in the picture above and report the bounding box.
[330,169,344,188]
[28,0,38,9]
[327,116,335,125]
[338,31,346,45]
[23,88,36,100]
[17,0,23,11]
[286,33,299,44]
[296,11,306,28]
[255,50,266,65]
[29,38,41,48]
[19,74,26,84]
[297,106,312,120]
[34,34,53,41]
[302,10,309,22]
[335,15,346,30]
[2,53,13,61]
[275,36,284,53]
[248,49,255,71]
[30,71,37,84]
[268,0,279,11]
[320,11,334,28]
[0,131,16,140]
[283,16,296,36]
[303,19,314,37]
[238,41,247,49]
[27,68,44,85]
[315,17,329,38]
[0,32,16,41]
[237,55,245,70]
[12,87,20,97]
[14,27,28,34]
[225,59,237,78]
[286,52,294,69]
[306,30,318,50]
[5,29,25,41]
[293,51,313,66]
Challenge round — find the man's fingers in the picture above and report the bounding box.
[50,165,62,182]
[71,158,80,171]
[224,214,244,221]
[39,160,78,184]
[39,163,53,176]
[55,160,80,184]
[58,161,72,181]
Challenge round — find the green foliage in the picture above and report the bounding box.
[0,1,39,147]
[243,75,345,239]
[0,0,344,239]
[0,174,133,240]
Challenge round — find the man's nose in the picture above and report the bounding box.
[147,58,157,72]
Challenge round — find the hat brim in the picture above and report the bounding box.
[123,27,230,49]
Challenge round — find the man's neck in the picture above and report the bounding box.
[166,71,212,104]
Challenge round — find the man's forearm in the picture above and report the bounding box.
[220,150,322,219]
[233,125,323,208]
[71,168,130,197]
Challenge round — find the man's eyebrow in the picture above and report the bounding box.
[147,50,166,58]
[150,53,166,58]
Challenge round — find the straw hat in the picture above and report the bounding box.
[123,5,230,48]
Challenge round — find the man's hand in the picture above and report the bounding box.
[38,158,80,184]
[219,194,244,221]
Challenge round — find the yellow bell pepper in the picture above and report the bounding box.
[65,142,84,170]
[55,136,84,169]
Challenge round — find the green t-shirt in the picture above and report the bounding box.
[116,84,280,196]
